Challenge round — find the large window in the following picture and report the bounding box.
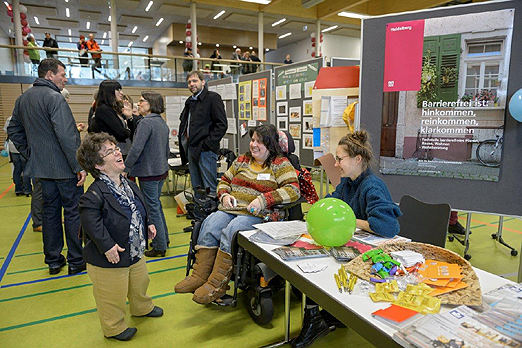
[462,40,503,101]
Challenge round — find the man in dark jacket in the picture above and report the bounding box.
[179,71,227,197]
[42,32,59,59]
[7,58,87,276]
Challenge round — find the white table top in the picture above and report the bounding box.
[239,230,514,342]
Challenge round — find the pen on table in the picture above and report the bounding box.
[348,272,357,294]
[334,273,343,293]
[338,268,349,292]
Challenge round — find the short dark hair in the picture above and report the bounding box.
[77,132,118,179]
[38,58,66,78]
[247,124,282,167]
[95,80,122,113]
[186,70,204,82]
[141,91,164,114]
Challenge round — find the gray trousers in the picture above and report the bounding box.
[31,178,43,227]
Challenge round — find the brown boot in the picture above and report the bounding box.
[174,247,218,293]
[192,249,233,304]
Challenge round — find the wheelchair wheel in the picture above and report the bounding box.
[245,289,273,325]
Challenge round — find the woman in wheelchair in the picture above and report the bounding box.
[293,129,402,348]
[175,124,301,304]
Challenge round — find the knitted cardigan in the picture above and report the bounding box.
[217,155,300,216]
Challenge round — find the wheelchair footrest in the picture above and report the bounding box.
[212,294,236,307]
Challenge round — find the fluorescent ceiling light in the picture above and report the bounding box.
[108,15,111,22]
[86,21,90,29]
[143,35,149,42]
[68,29,71,36]
[103,32,107,38]
[34,16,39,25]
[240,0,271,4]
[337,11,368,19]
[278,32,292,39]
[65,8,70,17]
[249,46,253,49]
[69,37,72,42]
[321,25,338,33]
[145,1,153,12]
[216,43,219,47]
[65,0,69,2]
[213,10,225,20]
[132,26,138,33]
[155,18,163,26]
[128,41,133,47]
[271,18,286,27]
[4,1,9,7]
[179,40,183,44]
[265,48,269,51]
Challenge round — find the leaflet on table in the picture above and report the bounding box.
[248,230,301,246]
[352,230,411,247]
[272,246,330,261]
[252,220,308,239]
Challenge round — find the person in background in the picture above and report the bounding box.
[209,49,222,78]
[89,80,131,158]
[125,92,170,257]
[77,35,89,67]
[179,71,227,198]
[182,48,194,76]
[87,90,98,129]
[283,54,293,64]
[77,132,163,341]
[42,32,59,59]
[292,130,402,348]
[7,58,86,275]
[87,34,102,73]
[448,211,467,235]
[175,124,300,304]
[122,95,143,142]
[61,88,87,132]
[241,51,253,75]
[230,48,242,80]
[3,116,32,196]
[26,36,40,74]
[250,50,261,73]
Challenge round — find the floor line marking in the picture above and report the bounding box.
[0,213,31,284]
[468,217,522,235]
[0,183,14,200]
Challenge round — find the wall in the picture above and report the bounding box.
[0,28,14,75]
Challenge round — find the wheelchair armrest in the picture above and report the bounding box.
[272,196,307,211]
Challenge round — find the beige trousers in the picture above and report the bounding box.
[87,258,154,337]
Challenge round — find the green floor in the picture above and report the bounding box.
[0,156,520,347]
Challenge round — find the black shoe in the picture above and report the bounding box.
[137,306,163,318]
[320,309,346,329]
[448,221,470,235]
[68,263,86,275]
[15,192,23,196]
[49,260,66,275]
[292,306,331,348]
[183,226,193,233]
[144,249,166,257]
[107,327,137,341]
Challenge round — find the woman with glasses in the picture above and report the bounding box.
[77,133,163,341]
[125,92,170,258]
[292,129,402,348]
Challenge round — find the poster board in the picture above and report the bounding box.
[207,77,237,153]
[237,70,272,154]
[274,58,324,167]
[360,0,522,215]
[330,57,360,67]
[165,95,185,150]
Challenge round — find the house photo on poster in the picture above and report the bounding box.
[379,9,514,182]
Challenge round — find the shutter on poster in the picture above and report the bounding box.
[439,34,461,102]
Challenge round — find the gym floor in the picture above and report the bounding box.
[0,156,520,347]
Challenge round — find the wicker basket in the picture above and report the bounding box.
[344,242,482,306]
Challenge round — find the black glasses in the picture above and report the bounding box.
[335,155,349,163]
[101,146,120,158]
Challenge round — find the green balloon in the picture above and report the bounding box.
[306,198,356,247]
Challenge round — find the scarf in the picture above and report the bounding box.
[99,174,145,259]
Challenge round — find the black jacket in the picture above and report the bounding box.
[178,87,227,165]
[89,103,130,142]
[79,179,149,268]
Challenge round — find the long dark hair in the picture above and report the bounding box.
[94,80,122,114]
[247,124,282,167]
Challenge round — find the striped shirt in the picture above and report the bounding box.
[217,155,300,216]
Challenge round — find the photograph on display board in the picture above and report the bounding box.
[294,140,300,157]
[304,81,315,98]
[258,106,267,121]
[289,124,301,139]
[379,9,513,182]
[259,98,266,107]
[253,107,259,120]
[289,83,302,99]
[276,85,287,100]
[252,80,259,98]
[277,101,288,116]
[289,106,301,122]
[303,100,313,115]
[277,117,288,131]
[303,134,313,149]
[253,98,258,106]
[303,117,313,133]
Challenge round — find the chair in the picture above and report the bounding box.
[398,195,451,247]
[167,156,190,195]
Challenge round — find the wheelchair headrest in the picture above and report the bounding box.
[278,130,296,155]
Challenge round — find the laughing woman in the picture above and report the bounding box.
[77,133,163,341]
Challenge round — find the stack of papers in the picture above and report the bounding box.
[352,230,410,247]
[390,250,425,267]
[252,221,308,239]
[417,260,468,296]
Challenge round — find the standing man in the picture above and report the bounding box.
[86,34,102,75]
[179,71,227,197]
[8,58,87,275]
[42,32,59,59]
[250,50,261,73]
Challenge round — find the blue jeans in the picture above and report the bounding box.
[11,153,32,194]
[188,150,218,197]
[40,178,84,267]
[139,179,169,251]
[197,211,263,254]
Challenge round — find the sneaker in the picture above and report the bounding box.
[144,249,166,257]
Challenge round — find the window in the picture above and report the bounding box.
[462,40,503,101]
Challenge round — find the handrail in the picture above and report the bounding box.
[0,44,283,67]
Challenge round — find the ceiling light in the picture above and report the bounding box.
[145,1,153,12]
[265,48,269,51]
[337,11,369,19]
[86,21,91,29]
[65,0,69,2]
[216,43,219,47]
[103,32,107,39]
[198,42,201,46]
[213,10,225,20]
[128,41,133,47]
[249,46,253,50]
[69,37,72,42]
[155,18,163,26]
[68,29,71,36]
[34,16,39,25]
[108,15,111,22]
[233,45,237,49]
[321,25,338,33]
[65,8,70,17]
[143,35,149,42]
[132,26,138,33]
[4,1,9,7]
[240,0,271,4]
[278,32,292,39]
[271,18,286,27]
[179,40,183,44]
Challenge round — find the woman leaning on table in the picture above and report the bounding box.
[77,132,163,341]
[291,130,402,348]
